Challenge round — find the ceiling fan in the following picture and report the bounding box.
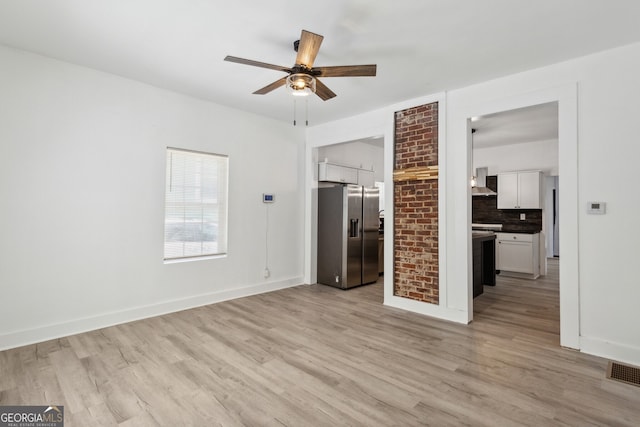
[224,30,376,101]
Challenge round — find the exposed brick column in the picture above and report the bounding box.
[393,102,439,304]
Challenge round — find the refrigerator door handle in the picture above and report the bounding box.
[349,218,360,238]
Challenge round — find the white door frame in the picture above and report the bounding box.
[466,84,580,349]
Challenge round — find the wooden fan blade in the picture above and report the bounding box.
[314,78,337,101]
[253,77,288,95]
[224,56,290,73]
[295,30,324,69]
[313,64,377,77]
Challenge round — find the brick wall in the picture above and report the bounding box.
[394,102,439,304]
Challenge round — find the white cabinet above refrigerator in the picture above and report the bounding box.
[318,162,358,184]
[318,161,375,187]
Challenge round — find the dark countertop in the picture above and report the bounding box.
[499,229,541,234]
[472,232,497,240]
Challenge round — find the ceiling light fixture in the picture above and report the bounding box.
[286,73,316,96]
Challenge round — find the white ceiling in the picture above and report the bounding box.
[472,102,559,149]
[1,1,640,125]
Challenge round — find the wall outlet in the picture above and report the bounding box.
[263,268,270,278]
[520,213,526,220]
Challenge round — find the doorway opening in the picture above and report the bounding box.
[469,101,561,342]
[313,137,386,300]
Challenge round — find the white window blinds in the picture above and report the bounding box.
[164,148,228,260]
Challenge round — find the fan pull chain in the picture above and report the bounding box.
[292,98,310,126]
[293,98,297,126]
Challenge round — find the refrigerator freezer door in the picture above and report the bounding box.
[362,187,380,284]
[317,185,346,287]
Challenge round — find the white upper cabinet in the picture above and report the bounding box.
[357,169,375,187]
[318,162,375,187]
[497,171,542,209]
[517,171,542,208]
[497,173,519,209]
[318,162,358,184]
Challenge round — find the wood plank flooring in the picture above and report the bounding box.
[2,259,639,426]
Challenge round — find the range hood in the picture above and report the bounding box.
[472,167,497,196]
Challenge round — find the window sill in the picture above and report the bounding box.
[163,254,227,264]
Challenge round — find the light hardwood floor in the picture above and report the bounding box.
[2,259,639,426]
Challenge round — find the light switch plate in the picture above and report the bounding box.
[262,193,275,203]
[587,201,606,214]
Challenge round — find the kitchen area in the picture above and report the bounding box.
[314,138,385,289]
[471,169,545,297]
[470,102,559,300]
[310,102,559,301]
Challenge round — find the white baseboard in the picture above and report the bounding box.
[0,276,303,352]
[497,271,540,280]
[384,295,469,324]
[580,335,640,367]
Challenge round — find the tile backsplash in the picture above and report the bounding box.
[472,176,542,233]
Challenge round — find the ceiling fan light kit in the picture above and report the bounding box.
[287,73,316,96]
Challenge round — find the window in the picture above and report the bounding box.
[164,148,228,260]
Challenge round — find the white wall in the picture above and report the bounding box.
[447,42,640,364]
[306,41,640,365]
[0,45,306,350]
[472,138,559,176]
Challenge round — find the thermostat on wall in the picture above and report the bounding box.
[587,201,606,214]
[263,193,275,203]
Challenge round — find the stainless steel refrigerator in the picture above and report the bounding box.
[317,184,379,289]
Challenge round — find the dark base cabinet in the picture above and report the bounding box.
[472,234,496,298]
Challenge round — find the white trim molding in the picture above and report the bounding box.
[461,83,580,349]
[0,276,303,351]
